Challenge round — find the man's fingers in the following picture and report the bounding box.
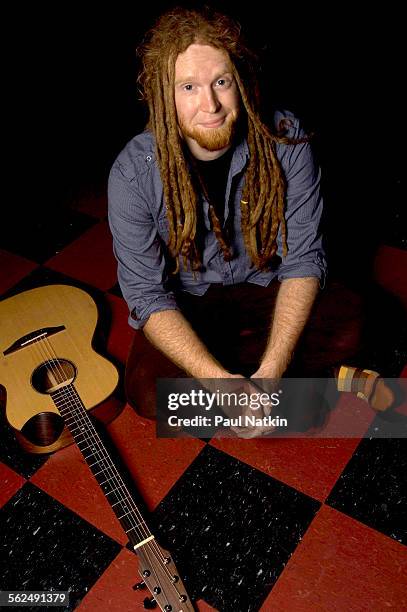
[230,423,275,439]
[263,402,272,417]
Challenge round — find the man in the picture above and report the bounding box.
[108,6,393,434]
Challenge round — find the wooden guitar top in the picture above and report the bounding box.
[0,284,119,449]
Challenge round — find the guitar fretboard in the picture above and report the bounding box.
[51,384,152,549]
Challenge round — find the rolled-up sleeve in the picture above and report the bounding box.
[108,161,179,329]
[276,119,327,287]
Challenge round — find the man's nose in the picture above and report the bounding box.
[200,87,220,113]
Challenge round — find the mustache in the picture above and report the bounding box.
[179,110,239,151]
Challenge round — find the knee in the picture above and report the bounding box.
[125,361,157,420]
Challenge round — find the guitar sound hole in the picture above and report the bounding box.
[21,411,65,446]
[31,359,77,394]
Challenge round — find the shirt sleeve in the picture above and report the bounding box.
[108,161,179,329]
[276,118,327,288]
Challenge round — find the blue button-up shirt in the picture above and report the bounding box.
[108,110,327,329]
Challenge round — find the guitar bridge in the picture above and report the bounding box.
[3,326,66,356]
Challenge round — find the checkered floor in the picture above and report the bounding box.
[1,196,406,611]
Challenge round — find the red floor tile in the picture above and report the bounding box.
[45,221,117,291]
[373,245,407,309]
[105,293,135,365]
[195,599,219,611]
[106,405,205,510]
[71,192,108,220]
[315,392,374,437]
[211,393,374,502]
[212,435,360,502]
[0,461,26,508]
[0,248,38,294]
[30,443,127,545]
[77,546,210,612]
[262,504,407,611]
[75,547,143,611]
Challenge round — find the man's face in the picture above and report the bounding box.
[174,43,240,160]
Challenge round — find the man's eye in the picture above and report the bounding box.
[217,79,226,86]
[183,84,193,91]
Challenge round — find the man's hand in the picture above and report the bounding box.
[219,375,277,439]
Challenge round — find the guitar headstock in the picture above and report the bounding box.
[135,540,195,611]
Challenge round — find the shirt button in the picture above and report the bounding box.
[145,155,152,162]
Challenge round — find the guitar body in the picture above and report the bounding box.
[0,284,121,453]
[0,284,195,610]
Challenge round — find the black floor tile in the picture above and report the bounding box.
[107,282,123,298]
[361,284,407,378]
[381,181,406,251]
[1,265,104,301]
[0,482,121,611]
[153,445,320,612]
[365,401,407,439]
[326,438,407,545]
[0,209,97,264]
[0,408,49,479]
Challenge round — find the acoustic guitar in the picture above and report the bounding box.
[0,284,194,611]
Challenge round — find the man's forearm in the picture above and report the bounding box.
[143,309,229,378]
[255,277,319,378]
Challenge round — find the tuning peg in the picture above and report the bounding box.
[143,597,157,609]
[132,581,146,591]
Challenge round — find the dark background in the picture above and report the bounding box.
[9,1,405,278]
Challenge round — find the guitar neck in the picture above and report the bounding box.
[1,283,195,611]
[51,384,153,550]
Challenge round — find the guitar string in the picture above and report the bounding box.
[29,335,184,592]
[30,336,154,545]
[31,336,180,580]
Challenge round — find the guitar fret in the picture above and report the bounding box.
[82,452,100,460]
[98,475,116,486]
[111,498,130,508]
[96,480,132,503]
[108,494,128,507]
[50,384,155,550]
[69,422,89,432]
[83,446,101,454]
[105,483,129,497]
[93,466,112,477]
[75,432,96,443]
[55,403,81,413]
[117,510,142,522]
[91,461,112,472]
[125,524,146,535]
[79,443,97,453]
[72,432,87,442]
[76,431,98,442]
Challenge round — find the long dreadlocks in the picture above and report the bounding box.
[137,6,303,273]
